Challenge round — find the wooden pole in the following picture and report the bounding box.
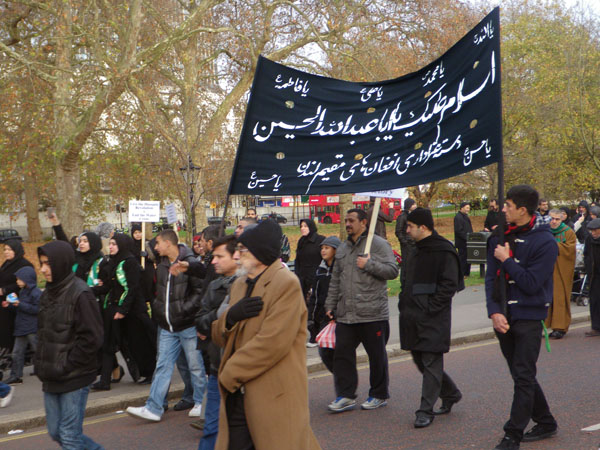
[364,197,381,256]
[141,222,146,269]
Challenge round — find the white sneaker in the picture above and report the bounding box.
[188,403,202,417]
[306,342,318,348]
[126,406,161,422]
[0,386,13,408]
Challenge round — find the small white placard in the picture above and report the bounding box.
[128,200,160,222]
[358,188,407,199]
[166,203,177,224]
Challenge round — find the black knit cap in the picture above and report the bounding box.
[407,207,434,231]
[459,201,470,209]
[239,219,282,266]
[404,198,416,210]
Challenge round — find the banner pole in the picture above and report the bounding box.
[141,222,146,269]
[364,197,381,256]
[219,195,230,238]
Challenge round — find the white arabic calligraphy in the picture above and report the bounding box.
[274,74,310,97]
[360,86,383,102]
[474,21,494,45]
[422,62,445,87]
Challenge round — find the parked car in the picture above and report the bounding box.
[260,213,287,224]
[0,229,22,243]
[207,216,232,227]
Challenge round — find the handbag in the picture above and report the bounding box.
[316,321,336,349]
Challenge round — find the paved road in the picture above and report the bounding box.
[1,324,599,449]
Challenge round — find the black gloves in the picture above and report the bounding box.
[226,296,263,328]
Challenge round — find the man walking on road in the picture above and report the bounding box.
[211,219,320,449]
[127,229,206,422]
[400,208,463,429]
[395,197,417,289]
[454,202,473,277]
[485,185,558,450]
[325,209,399,413]
[583,218,600,337]
[36,241,104,449]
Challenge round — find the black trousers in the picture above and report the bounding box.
[496,320,556,441]
[333,321,389,399]
[457,243,471,276]
[411,351,461,418]
[226,390,254,450]
[590,276,600,331]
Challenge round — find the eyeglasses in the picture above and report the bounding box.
[235,244,249,253]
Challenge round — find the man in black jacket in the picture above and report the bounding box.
[36,241,103,449]
[195,234,238,449]
[127,229,206,422]
[454,202,473,277]
[399,208,463,429]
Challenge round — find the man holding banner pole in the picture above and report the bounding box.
[324,205,398,413]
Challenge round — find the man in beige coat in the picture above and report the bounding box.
[212,219,320,450]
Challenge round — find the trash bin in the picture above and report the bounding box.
[467,231,491,268]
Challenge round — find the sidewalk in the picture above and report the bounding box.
[0,285,591,434]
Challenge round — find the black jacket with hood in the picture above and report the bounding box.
[153,244,203,332]
[295,219,325,292]
[35,241,103,393]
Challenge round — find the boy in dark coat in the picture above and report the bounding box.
[3,266,41,384]
[399,208,463,429]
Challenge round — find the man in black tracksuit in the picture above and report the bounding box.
[36,241,104,449]
[399,208,463,429]
[454,201,473,277]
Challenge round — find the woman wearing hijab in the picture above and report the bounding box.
[92,233,155,390]
[295,219,325,302]
[73,232,104,286]
[0,240,33,364]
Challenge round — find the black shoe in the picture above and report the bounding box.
[137,377,152,385]
[91,381,111,391]
[173,399,194,411]
[189,418,205,430]
[414,415,433,428]
[521,424,557,442]
[111,365,125,383]
[434,392,462,415]
[549,331,565,339]
[5,376,23,385]
[494,435,519,449]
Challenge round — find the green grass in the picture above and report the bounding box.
[387,272,484,297]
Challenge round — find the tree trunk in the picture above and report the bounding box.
[56,164,84,237]
[23,169,42,242]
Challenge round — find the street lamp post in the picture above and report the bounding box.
[179,155,201,237]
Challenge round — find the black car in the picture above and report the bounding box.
[0,229,22,243]
[207,216,232,227]
[260,213,287,224]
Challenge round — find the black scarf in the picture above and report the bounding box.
[75,232,103,279]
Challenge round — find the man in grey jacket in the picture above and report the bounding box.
[325,208,399,413]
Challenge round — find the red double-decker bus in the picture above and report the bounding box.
[309,195,403,224]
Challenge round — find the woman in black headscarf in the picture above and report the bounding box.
[295,219,325,302]
[73,232,104,286]
[92,233,155,390]
[0,240,33,360]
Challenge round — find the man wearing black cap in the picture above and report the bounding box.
[454,202,473,277]
[583,217,600,336]
[399,208,463,429]
[395,197,418,289]
[35,241,104,449]
[211,219,320,449]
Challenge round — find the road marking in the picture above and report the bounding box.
[0,413,126,443]
[581,423,600,432]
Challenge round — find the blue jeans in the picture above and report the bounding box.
[0,382,10,397]
[160,338,194,409]
[11,333,37,378]
[146,327,206,417]
[44,386,103,450]
[198,374,220,450]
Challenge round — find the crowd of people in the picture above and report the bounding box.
[0,186,597,449]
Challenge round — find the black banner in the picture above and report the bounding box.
[228,8,501,195]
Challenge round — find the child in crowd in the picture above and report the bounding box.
[307,236,341,372]
[2,266,40,385]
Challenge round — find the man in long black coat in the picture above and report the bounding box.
[399,208,463,429]
[454,202,473,277]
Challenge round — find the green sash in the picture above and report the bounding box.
[103,260,128,309]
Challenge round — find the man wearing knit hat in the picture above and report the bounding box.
[395,197,418,289]
[399,208,463,429]
[211,219,320,449]
[324,208,399,413]
[454,201,473,277]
